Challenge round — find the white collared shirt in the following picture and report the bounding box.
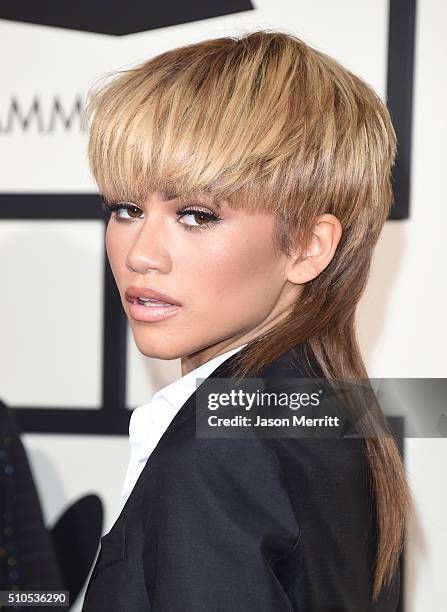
[120,343,247,509]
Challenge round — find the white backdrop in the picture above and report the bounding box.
[0,1,445,610]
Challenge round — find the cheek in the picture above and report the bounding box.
[183,228,283,309]
[105,224,128,276]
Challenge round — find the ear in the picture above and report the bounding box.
[285,213,342,285]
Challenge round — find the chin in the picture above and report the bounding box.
[137,345,182,361]
[132,334,183,361]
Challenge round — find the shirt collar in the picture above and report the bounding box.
[153,343,247,411]
[129,343,247,445]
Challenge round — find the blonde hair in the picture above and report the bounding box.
[83,29,413,602]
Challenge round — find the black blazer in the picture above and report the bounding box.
[81,343,401,611]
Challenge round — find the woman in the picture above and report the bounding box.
[81,30,413,611]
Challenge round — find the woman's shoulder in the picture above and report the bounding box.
[155,418,369,505]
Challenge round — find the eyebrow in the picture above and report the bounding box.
[159,189,222,209]
[159,189,177,201]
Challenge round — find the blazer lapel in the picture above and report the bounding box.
[124,340,324,503]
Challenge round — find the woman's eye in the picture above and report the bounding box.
[101,201,221,230]
[102,202,143,222]
[121,206,142,219]
[176,207,221,231]
[115,204,143,220]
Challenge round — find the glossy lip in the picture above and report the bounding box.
[128,301,181,323]
[125,285,181,306]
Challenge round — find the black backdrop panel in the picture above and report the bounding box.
[0,0,255,36]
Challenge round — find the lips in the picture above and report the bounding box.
[125,285,181,306]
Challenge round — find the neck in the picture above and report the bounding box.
[180,338,247,376]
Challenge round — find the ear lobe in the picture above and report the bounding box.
[285,255,318,285]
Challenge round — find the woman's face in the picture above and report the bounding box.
[105,190,301,373]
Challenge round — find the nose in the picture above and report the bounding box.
[125,202,172,274]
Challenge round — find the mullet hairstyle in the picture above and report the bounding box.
[83,29,413,603]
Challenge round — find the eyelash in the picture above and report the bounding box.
[101,201,222,232]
